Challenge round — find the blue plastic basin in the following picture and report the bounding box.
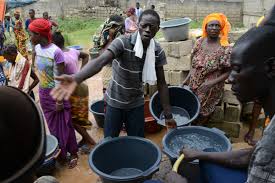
[160,18,192,41]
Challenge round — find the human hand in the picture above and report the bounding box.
[50,75,77,101]
[180,148,201,162]
[198,80,214,93]
[165,118,177,130]
[165,171,188,183]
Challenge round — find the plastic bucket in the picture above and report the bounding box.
[36,135,60,176]
[0,86,46,182]
[162,126,231,183]
[89,136,161,183]
[149,86,200,127]
[160,18,192,42]
[90,100,105,128]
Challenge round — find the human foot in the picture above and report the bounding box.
[244,131,257,146]
[68,155,78,169]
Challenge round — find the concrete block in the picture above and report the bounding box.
[159,41,169,56]
[242,102,254,116]
[160,40,193,58]
[207,121,242,138]
[149,85,158,97]
[164,71,170,85]
[224,102,241,122]
[223,90,240,105]
[164,55,191,71]
[210,102,224,122]
[170,71,188,86]
[168,40,193,58]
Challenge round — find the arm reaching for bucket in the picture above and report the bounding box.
[51,50,114,101]
[156,66,177,129]
[180,148,254,169]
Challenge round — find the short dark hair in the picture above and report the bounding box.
[52,31,65,48]
[109,14,124,23]
[3,44,17,55]
[138,9,160,25]
[151,5,155,9]
[43,11,48,15]
[29,9,35,13]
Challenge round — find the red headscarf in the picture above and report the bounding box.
[29,18,52,42]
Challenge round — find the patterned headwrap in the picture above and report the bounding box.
[29,18,52,42]
[127,7,136,15]
[99,16,124,48]
[202,13,231,46]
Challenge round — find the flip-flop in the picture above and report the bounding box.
[68,157,78,169]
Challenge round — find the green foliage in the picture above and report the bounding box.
[57,18,103,47]
[57,18,103,33]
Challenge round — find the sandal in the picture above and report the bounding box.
[68,157,78,169]
[244,132,257,146]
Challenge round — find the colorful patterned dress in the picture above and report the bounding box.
[14,19,28,59]
[35,43,78,158]
[189,37,232,117]
[63,48,92,129]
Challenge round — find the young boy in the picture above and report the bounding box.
[3,44,38,99]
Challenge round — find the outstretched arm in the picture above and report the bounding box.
[50,50,113,101]
[182,148,254,169]
[74,50,113,83]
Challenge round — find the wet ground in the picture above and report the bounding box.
[33,70,261,183]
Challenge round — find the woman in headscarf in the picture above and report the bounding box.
[52,31,96,153]
[183,13,232,125]
[29,19,78,168]
[13,11,28,59]
[94,14,124,93]
[125,7,138,34]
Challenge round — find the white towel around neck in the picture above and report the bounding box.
[133,32,157,85]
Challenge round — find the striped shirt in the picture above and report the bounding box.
[106,32,167,109]
[247,116,275,183]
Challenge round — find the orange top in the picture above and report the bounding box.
[202,13,231,47]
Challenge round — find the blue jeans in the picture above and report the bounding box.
[200,161,248,183]
[104,104,145,138]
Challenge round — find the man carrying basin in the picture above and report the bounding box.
[50,9,176,137]
[160,6,275,183]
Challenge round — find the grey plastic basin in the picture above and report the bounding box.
[160,18,192,42]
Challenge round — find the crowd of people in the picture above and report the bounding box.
[1,2,275,183]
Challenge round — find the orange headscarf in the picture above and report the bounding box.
[202,13,231,46]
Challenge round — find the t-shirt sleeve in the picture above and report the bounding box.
[54,48,65,64]
[219,46,232,69]
[155,45,167,67]
[107,36,124,58]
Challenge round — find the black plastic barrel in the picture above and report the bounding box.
[0,86,46,182]
[149,86,200,126]
[89,136,162,183]
[90,100,105,128]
